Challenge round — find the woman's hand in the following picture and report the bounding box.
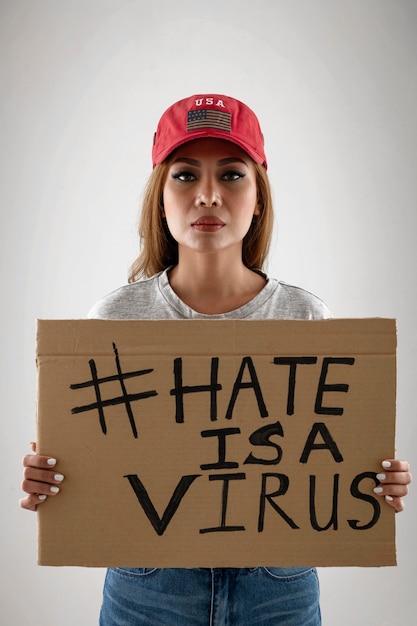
[374,459,412,512]
[19,442,64,511]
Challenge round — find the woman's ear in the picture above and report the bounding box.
[253,201,262,217]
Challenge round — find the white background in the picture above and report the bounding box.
[1,1,416,624]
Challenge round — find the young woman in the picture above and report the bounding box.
[20,94,412,626]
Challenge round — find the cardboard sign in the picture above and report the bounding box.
[36,318,397,567]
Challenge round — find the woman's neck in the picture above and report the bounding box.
[167,252,266,315]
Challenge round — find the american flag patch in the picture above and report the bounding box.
[187,109,232,133]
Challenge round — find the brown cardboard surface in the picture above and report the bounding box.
[36,318,397,567]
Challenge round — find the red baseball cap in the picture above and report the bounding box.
[152,93,267,169]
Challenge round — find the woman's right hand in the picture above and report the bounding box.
[19,442,64,511]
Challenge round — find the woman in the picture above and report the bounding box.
[20,94,412,625]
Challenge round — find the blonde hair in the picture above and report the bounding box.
[128,161,274,282]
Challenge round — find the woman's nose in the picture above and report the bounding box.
[194,178,222,207]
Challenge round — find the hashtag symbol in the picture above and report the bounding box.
[70,343,158,438]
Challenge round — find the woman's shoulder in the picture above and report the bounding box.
[87,272,163,320]
[266,278,333,319]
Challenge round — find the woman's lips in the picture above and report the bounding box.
[191,216,225,232]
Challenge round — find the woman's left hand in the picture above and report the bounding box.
[374,459,412,512]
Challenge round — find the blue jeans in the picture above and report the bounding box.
[99,567,321,625]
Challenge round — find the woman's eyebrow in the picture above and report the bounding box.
[217,157,249,167]
[172,157,200,166]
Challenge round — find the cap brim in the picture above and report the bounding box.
[153,130,266,167]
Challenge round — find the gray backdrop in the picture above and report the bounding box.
[2,1,416,624]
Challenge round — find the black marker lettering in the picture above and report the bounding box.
[299,422,343,463]
[273,357,317,415]
[225,357,268,420]
[200,473,246,533]
[315,357,355,415]
[200,428,241,470]
[170,357,221,423]
[244,421,284,465]
[258,473,299,531]
[348,472,381,530]
[70,343,157,438]
[124,473,201,536]
[310,474,339,531]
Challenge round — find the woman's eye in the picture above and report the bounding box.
[172,171,196,182]
[222,171,245,181]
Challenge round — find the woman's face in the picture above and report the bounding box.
[162,138,260,259]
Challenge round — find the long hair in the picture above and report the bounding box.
[128,161,274,282]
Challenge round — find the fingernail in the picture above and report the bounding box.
[376,473,386,481]
[54,474,64,482]
[374,487,384,494]
[38,494,47,501]
[382,461,391,469]
[47,458,57,466]
[385,495,394,502]
[50,486,60,494]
